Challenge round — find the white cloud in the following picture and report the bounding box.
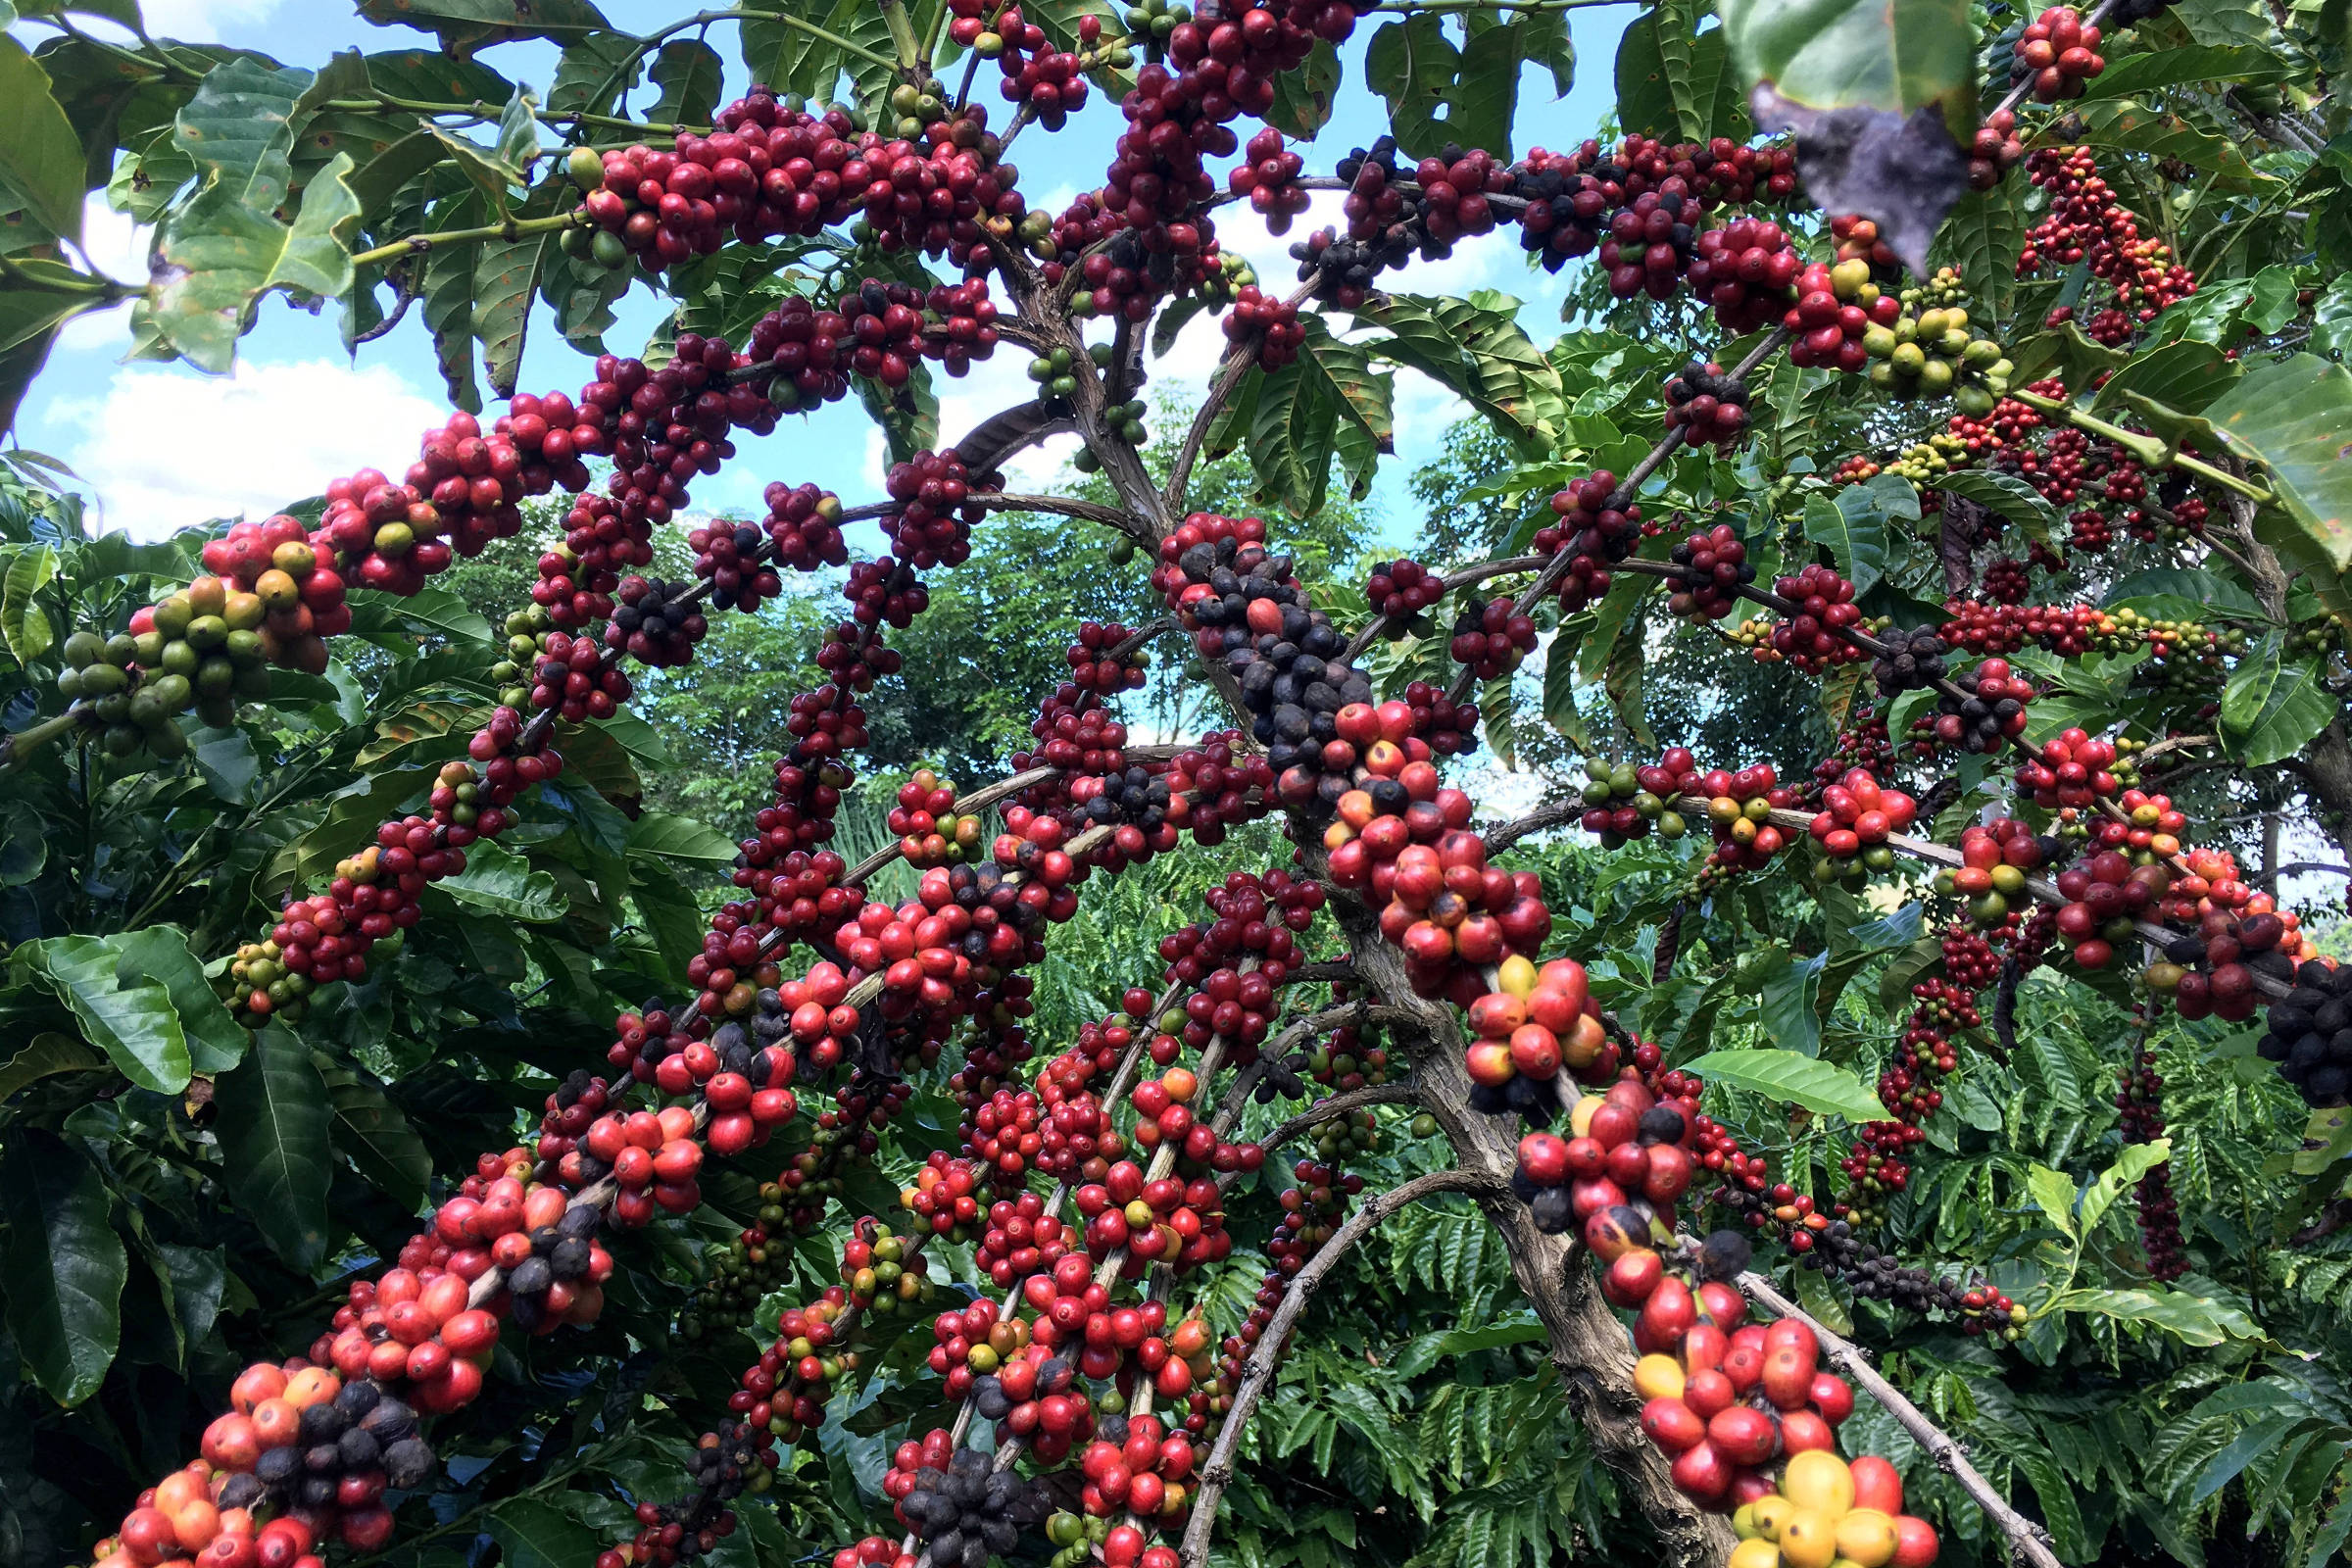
[48,359,448,540]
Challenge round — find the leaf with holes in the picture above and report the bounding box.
[1681,1048,1881,1120]
[212,1026,334,1272]
[1265,39,1341,135]
[2206,354,2352,572]
[648,37,723,127]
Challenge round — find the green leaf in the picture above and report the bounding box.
[1357,292,1566,448]
[2190,1413,2306,1501]
[1877,931,1941,1011]
[2091,338,2241,419]
[2312,273,2352,363]
[0,1031,103,1101]
[627,810,742,865]
[1,541,57,663]
[547,30,642,119]
[1717,0,1976,119]
[2220,632,2334,767]
[2081,42,2288,97]
[0,1129,123,1406]
[1264,38,1340,135]
[1363,14,1456,155]
[648,37,723,127]
[1802,489,1887,596]
[318,1057,432,1211]
[211,1025,333,1272]
[2080,1139,2172,1238]
[418,193,485,412]
[1928,181,2021,324]
[0,35,87,244]
[1793,1265,1853,1334]
[2205,354,2352,572]
[357,584,496,646]
[432,840,568,922]
[356,0,610,42]
[1934,468,2061,544]
[2056,1286,2267,1348]
[2028,1163,2081,1241]
[2070,98,2276,190]
[107,926,248,1074]
[1685,1047,1879,1119]
[472,227,546,400]
[14,934,191,1093]
[188,721,260,803]
[154,61,362,371]
[2102,565,2266,621]
[1391,1314,1546,1379]
[486,1497,609,1568]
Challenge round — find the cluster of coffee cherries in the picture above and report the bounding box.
[1699,764,1800,878]
[2254,957,2352,1106]
[609,576,707,667]
[1510,135,1796,279]
[1932,657,2033,754]
[1460,955,1609,1115]
[1512,1085,1703,1234]
[164,1369,429,1562]
[1944,818,2051,928]
[2019,148,2197,329]
[2114,1017,2187,1278]
[1962,108,2026,190]
[1363,557,1445,623]
[1868,628,1949,700]
[1664,361,1752,451]
[2159,902,2302,1025]
[1227,124,1309,229]
[1862,299,2013,414]
[1766,564,1864,671]
[1447,595,1538,678]
[1576,750,1696,847]
[1787,259,1900,373]
[1222,284,1305,370]
[1805,769,1919,874]
[2012,6,2106,100]
[890,769,983,867]
[1536,468,1640,613]
[1685,218,1799,333]
[2012,726,2124,815]
[1663,525,1748,626]
[1936,600,2108,659]
[577,106,858,269]
[1838,939,1991,1221]
[893,1441,1049,1568]
[1321,766,1554,999]
[1152,514,1377,796]
[883,447,992,568]
[1077,1410,1198,1523]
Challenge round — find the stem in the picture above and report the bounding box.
[1739,1272,2064,1568]
[1177,1169,1503,1568]
[879,0,923,70]
[349,212,585,270]
[0,710,92,772]
[2008,389,2276,504]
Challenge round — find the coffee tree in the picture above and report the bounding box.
[3,0,2351,1566]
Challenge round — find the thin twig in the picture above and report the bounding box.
[1177,1169,1504,1568]
[1739,1271,2064,1568]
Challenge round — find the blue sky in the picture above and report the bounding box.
[15,0,1633,548]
